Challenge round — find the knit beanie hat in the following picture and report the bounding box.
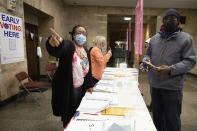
[163,9,180,21]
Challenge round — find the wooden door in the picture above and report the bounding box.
[25,23,40,80]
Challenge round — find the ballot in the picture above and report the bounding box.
[143,61,159,70]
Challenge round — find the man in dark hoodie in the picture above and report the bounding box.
[142,9,196,131]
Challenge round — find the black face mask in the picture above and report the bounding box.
[164,20,177,32]
[163,16,179,32]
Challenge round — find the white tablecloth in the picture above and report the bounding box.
[65,67,157,131]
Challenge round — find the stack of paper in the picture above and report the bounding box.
[65,119,135,131]
[94,85,118,93]
[85,92,118,105]
[77,99,109,113]
[65,120,105,131]
[102,75,116,80]
[105,119,135,131]
[98,80,115,86]
[106,123,132,131]
[114,71,130,77]
[85,92,113,101]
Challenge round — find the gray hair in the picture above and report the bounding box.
[92,36,106,48]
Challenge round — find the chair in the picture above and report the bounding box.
[46,62,57,81]
[15,71,47,106]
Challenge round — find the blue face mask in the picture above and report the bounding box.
[75,34,87,45]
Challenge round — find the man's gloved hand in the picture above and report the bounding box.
[157,65,171,75]
[140,59,153,72]
[140,61,149,72]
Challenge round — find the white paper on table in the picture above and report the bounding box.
[65,120,105,131]
[103,72,116,75]
[105,119,135,131]
[85,92,113,101]
[102,75,116,80]
[76,113,109,121]
[98,80,115,86]
[104,68,138,75]
[94,85,118,93]
[77,99,109,113]
[85,92,118,105]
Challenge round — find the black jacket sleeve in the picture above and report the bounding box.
[83,48,94,89]
[46,36,72,58]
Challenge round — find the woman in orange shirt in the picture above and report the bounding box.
[90,36,112,85]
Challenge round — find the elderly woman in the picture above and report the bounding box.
[89,36,112,85]
[46,25,94,128]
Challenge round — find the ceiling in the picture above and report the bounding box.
[63,0,197,9]
[107,15,156,24]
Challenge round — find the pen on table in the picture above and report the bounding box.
[83,113,99,115]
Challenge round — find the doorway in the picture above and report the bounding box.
[107,15,157,67]
[107,15,134,67]
[24,3,54,79]
[25,23,40,80]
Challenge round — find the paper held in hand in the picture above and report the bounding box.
[144,61,159,70]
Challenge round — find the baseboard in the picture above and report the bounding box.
[0,91,27,108]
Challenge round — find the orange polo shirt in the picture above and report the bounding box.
[90,47,111,80]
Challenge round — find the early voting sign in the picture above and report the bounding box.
[0,12,24,64]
